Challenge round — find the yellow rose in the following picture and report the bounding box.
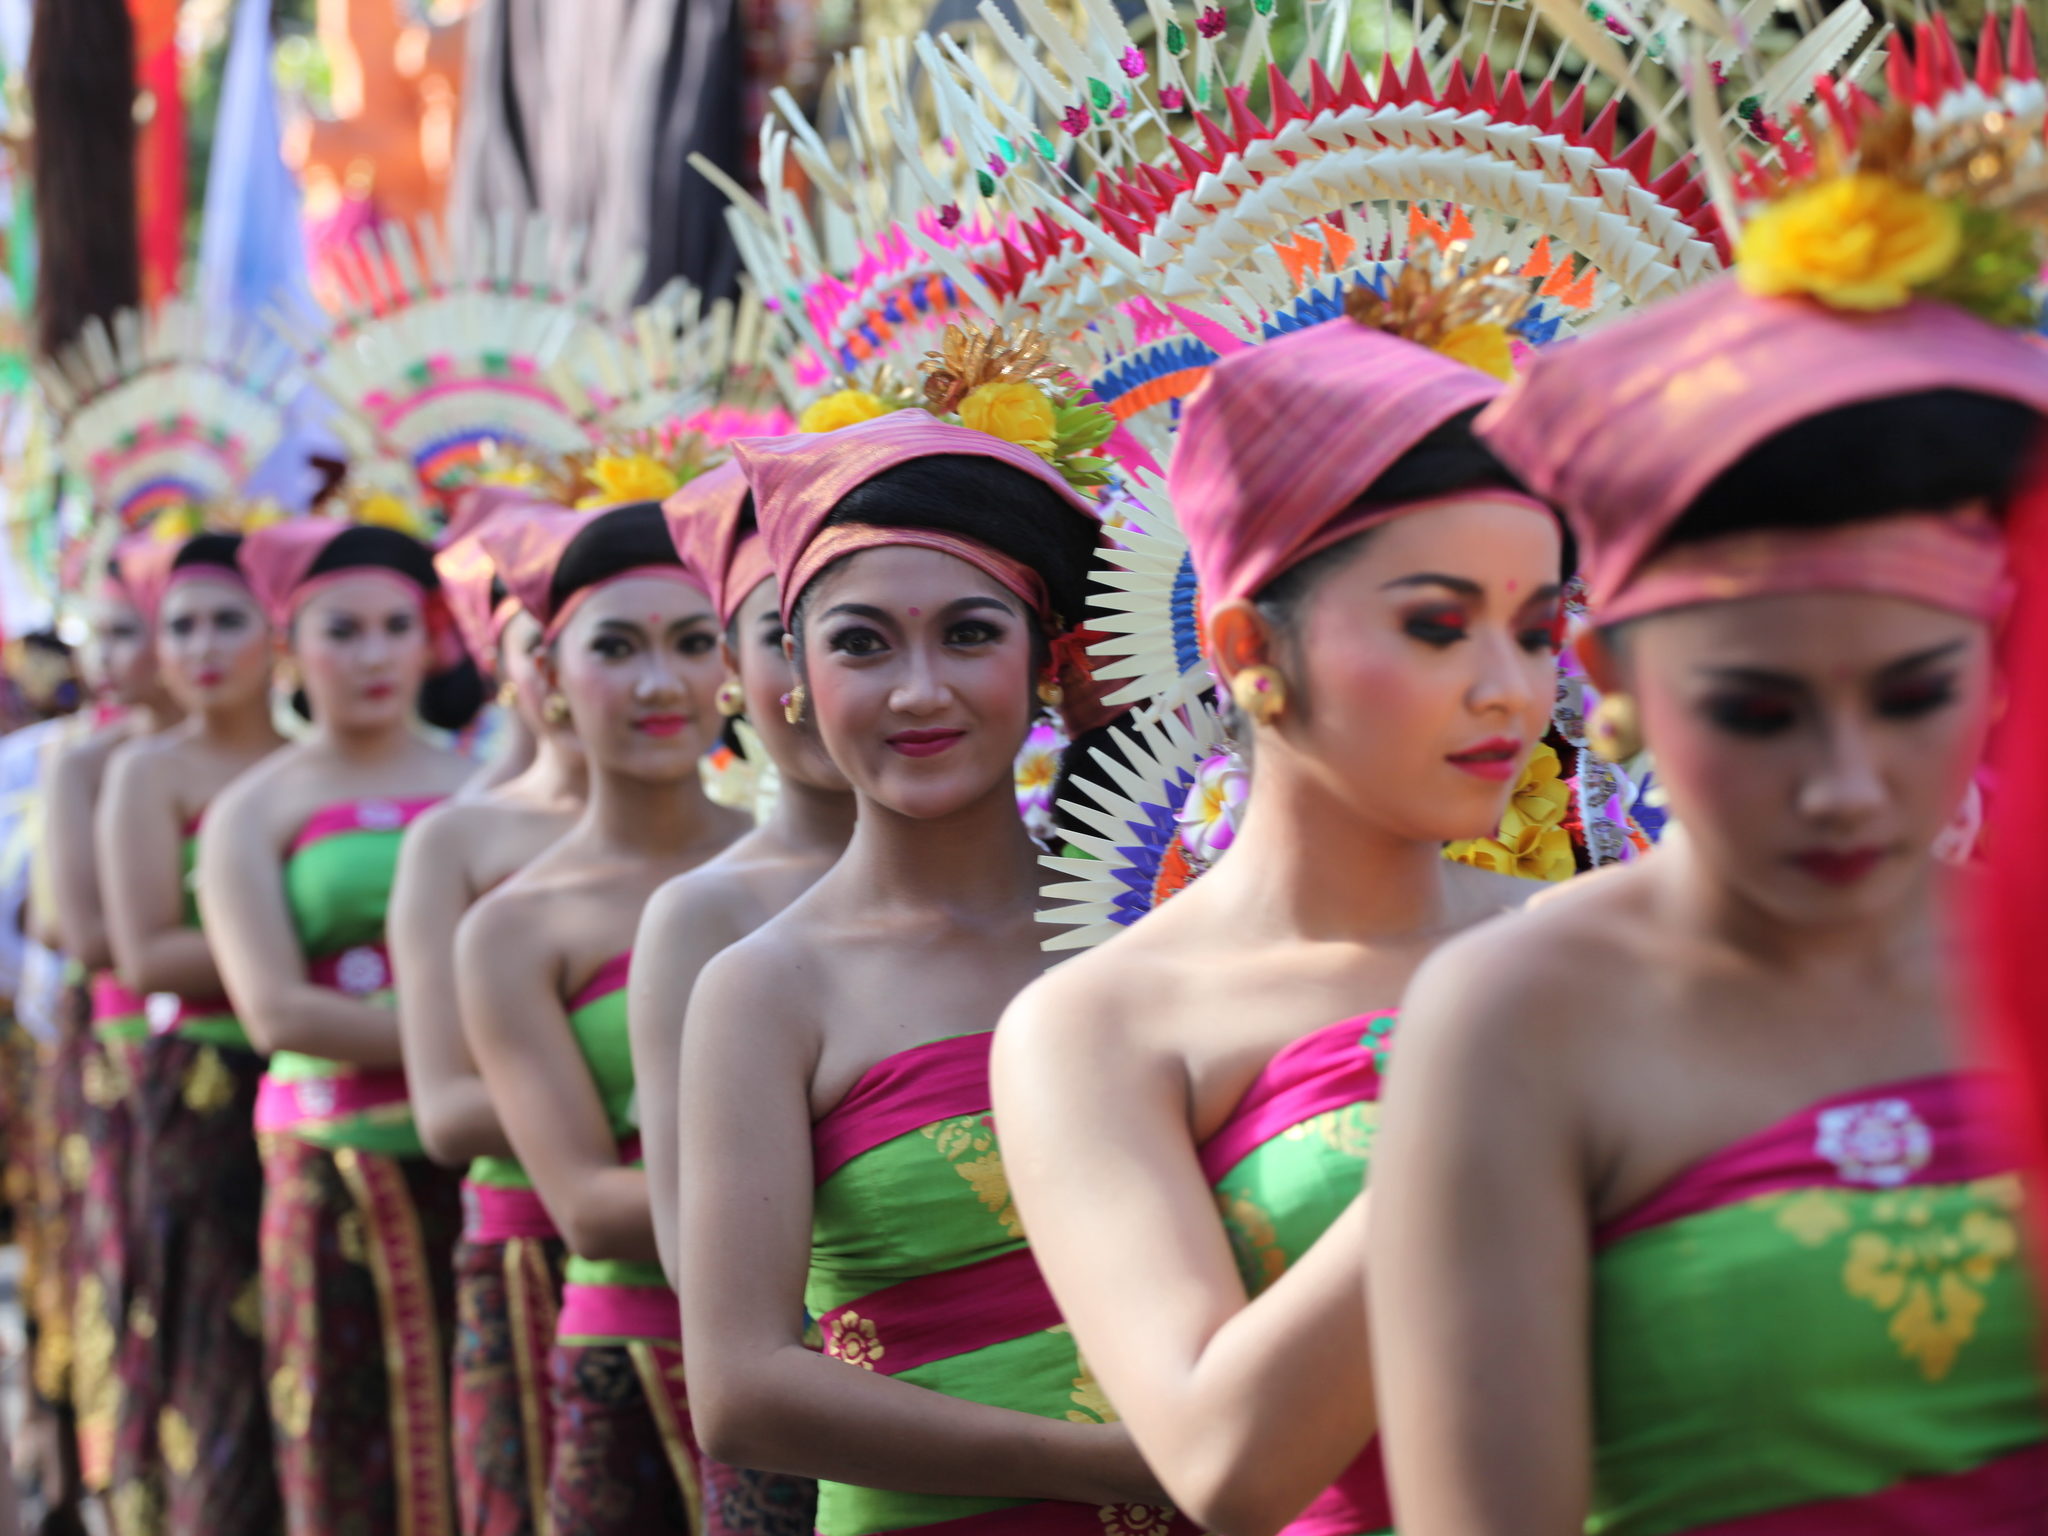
[1738,173,1963,311]
[1433,322,1516,382]
[799,389,888,434]
[959,381,1057,457]
[576,452,683,509]
[354,493,429,538]
[1444,743,1576,882]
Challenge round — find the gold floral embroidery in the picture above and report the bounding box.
[230,1274,265,1339]
[1841,1178,2021,1382]
[1058,1329,1121,1425]
[61,1132,91,1193]
[182,1046,234,1116]
[158,1407,198,1478]
[129,1295,156,1340]
[921,1116,1023,1237]
[337,1209,368,1267]
[1216,1190,1288,1293]
[109,1479,160,1534]
[828,1311,885,1370]
[1282,1103,1378,1162]
[1775,1188,1853,1247]
[269,1364,313,1441]
[1099,1502,1178,1535]
[83,1048,126,1108]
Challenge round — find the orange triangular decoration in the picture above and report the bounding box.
[1560,266,1599,309]
[1447,206,1476,242]
[1317,217,1357,271]
[1276,229,1327,286]
[1539,256,1579,297]
[1407,205,1451,249]
[1521,237,1555,279]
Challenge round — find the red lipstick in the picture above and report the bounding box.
[1446,737,1523,782]
[634,714,690,737]
[194,669,224,688]
[888,727,966,759]
[362,681,396,701]
[1790,847,1888,886]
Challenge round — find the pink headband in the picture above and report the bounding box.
[434,532,511,671]
[240,519,369,627]
[477,504,710,644]
[108,535,181,631]
[1478,277,2048,622]
[661,461,772,628]
[1170,316,1517,613]
[732,410,1100,627]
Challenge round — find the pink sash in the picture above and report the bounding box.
[254,1068,412,1135]
[460,1181,559,1244]
[556,1282,680,1344]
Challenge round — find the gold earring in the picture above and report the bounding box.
[496,678,518,709]
[1587,693,1642,762]
[542,692,570,726]
[1230,664,1286,727]
[782,684,807,725]
[716,678,746,718]
[1036,677,1065,710]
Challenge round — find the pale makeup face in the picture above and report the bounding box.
[547,574,724,781]
[729,577,849,795]
[158,574,272,714]
[293,572,433,733]
[797,545,1035,822]
[1262,495,1564,844]
[1623,590,1992,927]
[87,587,157,706]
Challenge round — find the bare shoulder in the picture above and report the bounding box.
[996,919,1188,1071]
[640,859,763,966]
[1398,861,1657,1084]
[52,722,127,786]
[198,742,312,847]
[454,873,563,994]
[687,902,827,1040]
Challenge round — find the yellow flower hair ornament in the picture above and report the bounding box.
[1734,97,2048,327]
[796,324,1118,499]
[1344,246,1537,384]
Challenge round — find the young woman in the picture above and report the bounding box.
[1371,275,2048,1532]
[197,518,483,1536]
[39,538,179,1516]
[97,532,285,1535]
[391,517,585,1536]
[456,498,756,1535]
[673,408,1175,1536]
[631,459,855,1290]
[992,314,1565,1536]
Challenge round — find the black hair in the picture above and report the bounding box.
[788,455,1098,648]
[546,501,682,618]
[170,532,243,574]
[20,628,69,659]
[1665,389,2042,551]
[292,523,486,732]
[1253,407,1560,629]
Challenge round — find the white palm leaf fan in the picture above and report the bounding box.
[39,298,302,530]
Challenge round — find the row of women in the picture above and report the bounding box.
[23,28,2048,1536]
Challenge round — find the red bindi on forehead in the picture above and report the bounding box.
[1505,579,1520,595]
[908,606,923,618]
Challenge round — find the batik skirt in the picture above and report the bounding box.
[452,1202,565,1536]
[73,1033,143,1513]
[126,1037,279,1535]
[261,1134,463,1536]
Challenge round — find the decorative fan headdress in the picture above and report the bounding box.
[269,214,638,514]
[38,298,304,532]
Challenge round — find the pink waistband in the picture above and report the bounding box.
[461,1180,559,1243]
[254,1068,412,1134]
[884,1500,1201,1536]
[556,1281,679,1344]
[1680,1443,2048,1534]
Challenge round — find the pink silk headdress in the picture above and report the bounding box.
[478,503,708,643]
[1477,277,2048,624]
[434,487,560,670]
[107,534,184,631]
[661,461,770,629]
[1168,316,1544,615]
[732,410,1100,629]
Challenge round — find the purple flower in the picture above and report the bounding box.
[1197,6,1227,38]
[987,154,1007,179]
[1062,105,1091,136]
[1109,98,1128,119]
[1119,45,1146,79]
[937,203,962,229]
[1160,85,1185,111]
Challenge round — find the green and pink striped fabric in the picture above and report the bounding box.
[1591,1073,2047,1533]
[808,1030,1191,1536]
[1200,1011,1395,1536]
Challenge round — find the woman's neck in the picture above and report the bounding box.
[1204,748,1459,944]
[835,778,1040,917]
[760,774,857,862]
[502,732,588,808]
[314,716,419,766]
[1660,835,1938,978]
[585,763,723,859]
[192,695,281,755]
